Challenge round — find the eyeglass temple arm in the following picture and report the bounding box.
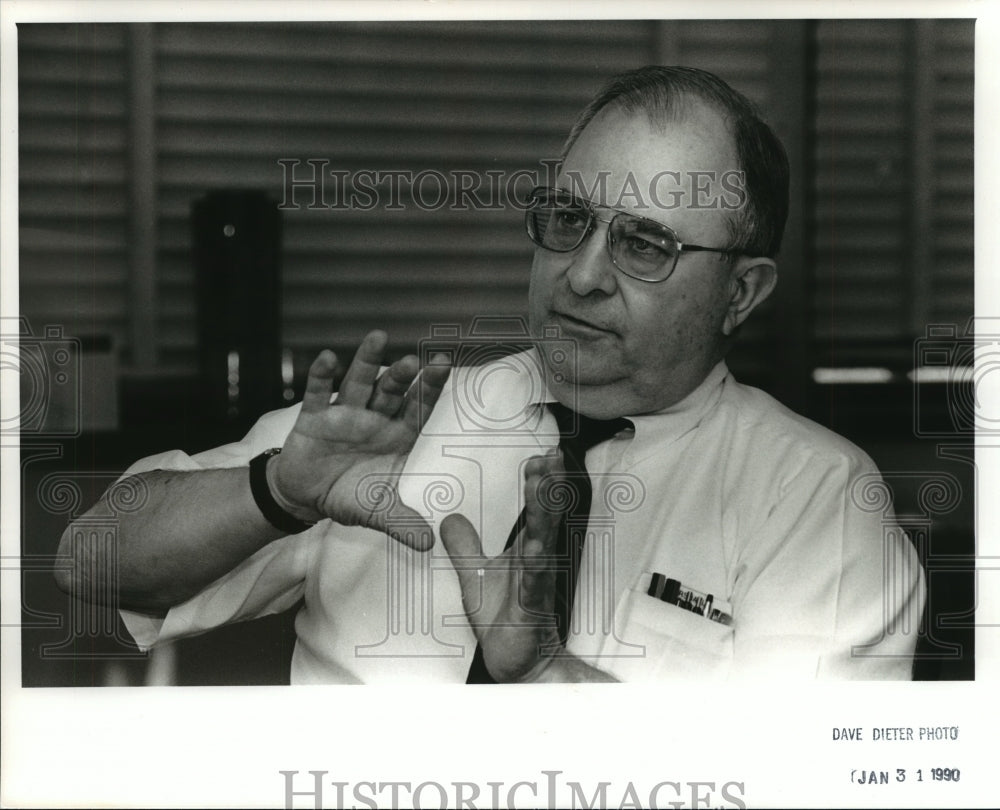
[679,244,737,255]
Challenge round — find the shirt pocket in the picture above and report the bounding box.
[599,572,735,682]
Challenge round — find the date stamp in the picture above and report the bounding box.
[851,767,961,784]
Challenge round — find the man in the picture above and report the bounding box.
[57,66,924,682]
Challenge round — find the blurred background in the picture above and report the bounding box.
[16,19,975,685]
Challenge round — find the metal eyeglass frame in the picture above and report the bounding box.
[524,185,737,282]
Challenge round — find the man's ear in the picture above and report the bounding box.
[722,256,777,336]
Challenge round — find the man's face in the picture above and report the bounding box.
[528,100,754,417]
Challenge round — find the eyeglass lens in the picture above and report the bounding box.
[526,189,680,281]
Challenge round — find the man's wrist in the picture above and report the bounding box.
[248,449,319,533]
[263,453,321,522]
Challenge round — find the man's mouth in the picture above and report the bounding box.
[551,310,616,336]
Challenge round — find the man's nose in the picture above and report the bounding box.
[564,222,618,297]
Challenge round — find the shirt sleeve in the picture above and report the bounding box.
[729,451,926,680]
[120,403,302,477]
[119,403,317,650]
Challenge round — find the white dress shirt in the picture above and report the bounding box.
[121,352,924,682]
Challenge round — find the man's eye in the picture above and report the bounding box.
[552,209,587,230]
[623,235,668,256]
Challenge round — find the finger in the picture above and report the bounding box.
[401,353,452,433]
[337,330,389,408]
[522,452,565,556]
[367,354,419,416]
[301,350,339,413]
[515,454,564,613]
[439,513,488,596]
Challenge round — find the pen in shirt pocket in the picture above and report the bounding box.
[647,572,733,626]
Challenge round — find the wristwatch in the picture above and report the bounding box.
[248,448,315,534]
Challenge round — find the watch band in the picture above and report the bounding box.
[249,448,314,534]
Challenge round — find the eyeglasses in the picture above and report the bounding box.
[524,185,736,283]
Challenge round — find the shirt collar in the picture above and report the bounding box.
[516,349,729,460]
[623,360,729,463]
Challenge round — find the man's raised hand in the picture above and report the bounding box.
[269,330,450,549]
[439,452,565,682]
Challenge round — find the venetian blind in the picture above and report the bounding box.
[929,20,974,330]
[18,21,789,382]
[18,23,131,359]
[151,20,783,376]
[812,18,974,369]
[153,21,651,371]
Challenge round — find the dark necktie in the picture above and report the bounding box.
[466,402,631,683]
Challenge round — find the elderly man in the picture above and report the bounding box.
[57,66,924,683]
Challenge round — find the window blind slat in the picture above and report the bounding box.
[812,20,911,349]
[930,20,974,327]
[18,22,132,361]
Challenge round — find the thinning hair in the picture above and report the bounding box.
[561,66,790,259]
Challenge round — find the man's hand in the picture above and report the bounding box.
[270,329,451,550]
[439,453,565,682]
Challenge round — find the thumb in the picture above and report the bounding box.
[440,514,487,594]
[383,503,435,552]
